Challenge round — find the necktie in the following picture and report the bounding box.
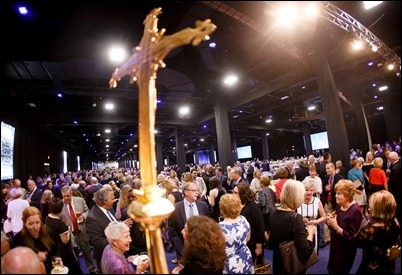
[327,176,334,203]
[107,211,116,221]
[189,203,194,218]
[68,203,79,233]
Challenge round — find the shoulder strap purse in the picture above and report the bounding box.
[279,212,319,274]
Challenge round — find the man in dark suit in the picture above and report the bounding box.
[245,161,254,183]
[85,187,117,273]
[168,182,210,264]
[320,162,341,248]
[60,186,98,274]
[85,177,102,210]
[388,151,401,223]
[225,167,248,193]
[215,166,228,187]
[26,179,42,209]
[318,152,332,182]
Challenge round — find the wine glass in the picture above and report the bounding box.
[51,256,63,268]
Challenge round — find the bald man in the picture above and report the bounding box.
[1,246,46,274]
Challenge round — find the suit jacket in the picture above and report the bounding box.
[321,173,342,210]
[226,177,248,192]
[217,174,228,187]
[169,199,210,240]
[61,196,90,237]
[388,160,401,197]
[28,188,42,209]
[85,204,113,272]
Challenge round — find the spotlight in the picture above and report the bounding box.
[387,64,395,71]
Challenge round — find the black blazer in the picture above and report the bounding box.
[321,173,342,210]
[29,188,43,209]
[169,199,210,239]
[217,174,228,187]
[85,205,112,272]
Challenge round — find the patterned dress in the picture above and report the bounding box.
[219,215,254,274]
[355,218,401,274]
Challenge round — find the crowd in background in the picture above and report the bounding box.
[1,139,401,274]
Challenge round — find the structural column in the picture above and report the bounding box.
[310,55,350,168]
[261,133,270,160]
[302,123,313,156]
[156,137,163,174]
[209,144,215,164]
[214,100,232,168]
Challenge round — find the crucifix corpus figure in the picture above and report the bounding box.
[109,7,216,274]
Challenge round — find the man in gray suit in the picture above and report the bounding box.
[61,186,98,274]
[168,182,210,263]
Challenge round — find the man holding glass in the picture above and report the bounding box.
[60,186,99,274]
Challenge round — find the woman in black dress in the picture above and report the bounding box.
[45,197,82,274]
[355,190,401,274]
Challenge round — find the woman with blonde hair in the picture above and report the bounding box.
[181,172,193,185]
[326,179,362,274]
[167,170,181,190]
[258,175,276,240]
[268,180,316,274]
[250,168,262,200]
[219,194,254,274]
[115,185,134,220]
[368,157,388,193]
[355,190,400,274]
[347,158,367,216]
[40,189,53,222]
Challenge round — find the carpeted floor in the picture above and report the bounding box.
[163,243,401,274]
[79,244,401,274]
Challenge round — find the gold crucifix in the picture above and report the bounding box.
[109,7,216,274]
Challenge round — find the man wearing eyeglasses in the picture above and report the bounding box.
[168,182,210,264]
[190,168,207,201]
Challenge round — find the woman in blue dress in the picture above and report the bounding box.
[219,194,254,274]
[347,158,367,216]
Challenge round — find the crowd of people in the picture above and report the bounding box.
[1,141,401,274]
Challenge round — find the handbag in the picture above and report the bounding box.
[279,213,319,274]
[254,255,271,274]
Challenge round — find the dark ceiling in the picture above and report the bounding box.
[3,1,401,162]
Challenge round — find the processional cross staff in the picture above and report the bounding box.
[109,7,216,274]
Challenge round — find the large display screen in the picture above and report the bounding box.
[237,145,252,159]
[310,131,329,151]
[1,121,15,180]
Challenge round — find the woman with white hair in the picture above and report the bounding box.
[268,180,316,274]
[296,179,326,254]
[6,188,29,236]
[101,221,149,274]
